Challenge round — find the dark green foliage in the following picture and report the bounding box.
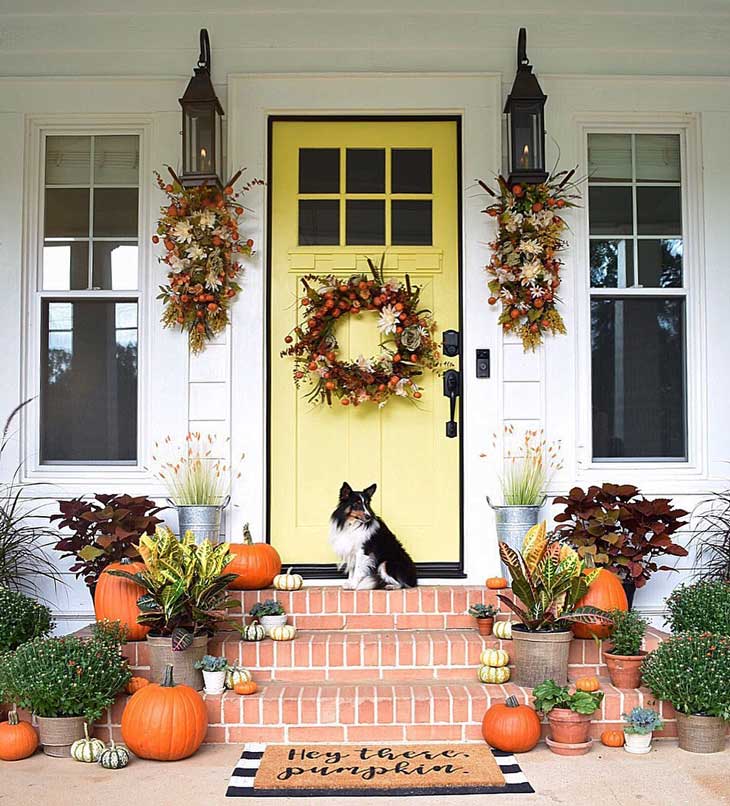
[0,586,55,652]
[607,608,648,656]
[665,581,730,635]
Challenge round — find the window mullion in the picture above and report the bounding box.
[88,136,95,290]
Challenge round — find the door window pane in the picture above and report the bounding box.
[93,188,139,238]
[637,239,683,288]
[392,200,432,246]
[346,200,385,245]
[589,240,634,288]
[346,149,384,193]
[94,135,140,185]
[392,149,432,193]
[92,243,139,290]
[41,300,138,463]
[636,187,682,235]
[635,134,680,183]
[43,242,89,290]
[587,134,632,182]
[44,188,90,237]
[45,136,91,185]
[299,200,339,245]
[299,149,339,193]
[591,298,686,460]
[588,187,632,235]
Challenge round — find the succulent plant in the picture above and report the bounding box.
[622,707,663,735]
[194,655,228,673]
[468,603,497,619]
[249,599,285,618]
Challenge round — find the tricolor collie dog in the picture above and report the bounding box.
[329,482,418,590]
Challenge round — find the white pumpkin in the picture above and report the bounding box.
[479,648,509,668]
[225,665,253,689]
[493,620,513,640]
[270,624,297,641]
[273,568,304,591]
[71,724,106,763]
[477,664,511,684]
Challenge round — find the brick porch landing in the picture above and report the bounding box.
[97,585,674,744]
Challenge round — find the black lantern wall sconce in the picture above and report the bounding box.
[179,29,225,188]
[504,28,548,187]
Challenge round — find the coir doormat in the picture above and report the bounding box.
[226,743,534,797]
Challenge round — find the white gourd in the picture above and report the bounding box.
[477,665,511,684]
[70,724,106,763]
[273,569,304,591]
[479,648,510,667]
[225,665,253,689]
[270,624,297,641]
[493,621,513,640]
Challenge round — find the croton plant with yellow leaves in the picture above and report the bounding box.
[497,522,614,633]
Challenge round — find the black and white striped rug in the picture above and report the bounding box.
[226,743,534,797]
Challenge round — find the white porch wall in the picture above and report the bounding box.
[0,3,729,630]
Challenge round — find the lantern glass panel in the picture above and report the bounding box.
[510,102,543,173]
[184,103,216,175]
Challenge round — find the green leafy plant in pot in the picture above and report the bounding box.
[641,632,730,753]
[665,580,730,636]
[0,634,130,757]
[603,608,648,689]
[109,526,239,690]
[533,679,604,755]
[497,522,612,688]
[468,603,498,636]
[622,707,663,754]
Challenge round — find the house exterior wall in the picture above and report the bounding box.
[1,2,729,631]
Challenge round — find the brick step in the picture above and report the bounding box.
[95,675,678,746]
[229,586,510,630]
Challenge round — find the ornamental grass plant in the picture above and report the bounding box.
[0,635,131,723]
[641,633,730,719]
[0,587,54,653]
[665,580,730,636]
[494,426,562,506]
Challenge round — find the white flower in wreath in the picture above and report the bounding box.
[205,271,223,290]
[495,267,517,283]
[518,239,543,257]
[197,209,216,229]
[504,213,524,233]
[172,220,193,243]
[212,226,229,241]
[520,259,544,284]
[169,254,191,274]
[355,354,374,373]
[377,305,400,335]
[394,378,411,397]
[379,357,394,376]
[532,210,556,227]
[400,326,422,352]
[187,245,207,262]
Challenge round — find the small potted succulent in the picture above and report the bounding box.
[468,603,498,636]
[604,609,649,689]
[194,655,229,695]
[533,679,604,756]
[622,707,663,754]
[642,632,730,753]
[249,599,287,636]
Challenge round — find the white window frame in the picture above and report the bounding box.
[21,116,157,488]
[574,115,707,482]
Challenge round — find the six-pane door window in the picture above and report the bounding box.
[40,134,140,463]
[588,133,687,461]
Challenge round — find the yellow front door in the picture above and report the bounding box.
[269,118,461,570]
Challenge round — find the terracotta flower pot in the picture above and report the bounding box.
[547,709,593,745]
[476,617,495,636]
[545,736,593,756]
[36,715,86,758]
[511,626,572,688]
[147,634,208,690]
[676,713,727,754]
[604,648,646,689]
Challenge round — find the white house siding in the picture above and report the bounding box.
[0,2,729,631]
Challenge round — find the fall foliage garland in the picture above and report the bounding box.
[154,167,262,353]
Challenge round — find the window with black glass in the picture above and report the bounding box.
[587,132,687,461]
[39,133,140,463]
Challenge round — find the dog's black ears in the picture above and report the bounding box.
[339,482,352,501]
[364,483,377,499]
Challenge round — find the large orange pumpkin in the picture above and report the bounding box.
[481,695,541,753]
[94,559,149,641]
[227,524,281,590]
[0,708,38,761]
[572,568,627,639]
[121,665,207,761]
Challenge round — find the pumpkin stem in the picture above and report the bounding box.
[505,695,520,708]
[162,664,176,688]
[8,706,19,726]
[83,721,91,740]
[242,523,253,545]
[109,739,116,750]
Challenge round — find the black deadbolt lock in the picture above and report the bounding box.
[442,329,460,358]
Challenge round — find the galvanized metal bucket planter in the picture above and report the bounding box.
[487,497,545,578]
[173,496,230,544]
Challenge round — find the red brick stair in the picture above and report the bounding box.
[95,585,674,746]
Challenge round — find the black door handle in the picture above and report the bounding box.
[443,369,460,438]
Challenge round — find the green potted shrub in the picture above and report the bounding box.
[497,522,612,687]
[468,603,498,636]
[622,707,663,754]
[665,580,730,635]
[0,635,130,757]
[194,655,229,695]
[533,679,604,756]
[249,599,287,636]
[603,609,649,689]
[0,587,55,653]
[109,526,239,690]
[641,633,730,753]
[553,483,688,605]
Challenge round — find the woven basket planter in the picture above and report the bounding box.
[147,634,208,690]
[511,626,572,688]
[676,713,727,754]
[36,715,86,758]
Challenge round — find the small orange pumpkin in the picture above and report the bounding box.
[94,558,149,642]
[486,577,508,590]
[601,729,625,747]
[227,524,282,591]
[481,696,541,753]
[0,708,38,761]
[234,680,258,696]
[127,676,151,694]
[575,676,601,693]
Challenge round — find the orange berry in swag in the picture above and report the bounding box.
[510,308,520,319]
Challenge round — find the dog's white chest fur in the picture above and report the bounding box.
[329,518,376,575]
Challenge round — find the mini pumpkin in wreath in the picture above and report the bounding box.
[281,257,441,406]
